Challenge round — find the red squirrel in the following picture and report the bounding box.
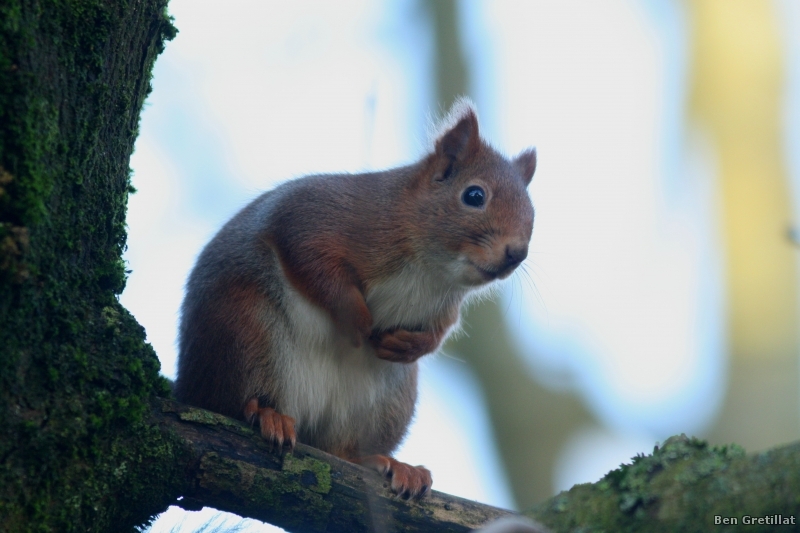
[174,99,536,499]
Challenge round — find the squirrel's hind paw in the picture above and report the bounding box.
[244,399,297,453]
[356,455,432,499]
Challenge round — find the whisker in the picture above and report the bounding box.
[521,262,547,313]
[438,350,466,364]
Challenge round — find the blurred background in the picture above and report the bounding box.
[122,1,800,531]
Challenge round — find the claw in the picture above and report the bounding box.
[244,398,296,453]
[356,455,432,499]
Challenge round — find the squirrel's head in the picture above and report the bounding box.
[408,99,536,287]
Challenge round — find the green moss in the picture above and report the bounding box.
[178,406,248,429]
[601,435,745,517]
[197,452,334,531]
[529,435,794,533]
[0,0,180,531]
[282,454,333,495]
[175,405,257,437]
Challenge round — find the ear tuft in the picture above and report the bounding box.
[434,97,480,162]
[514,148,537,186]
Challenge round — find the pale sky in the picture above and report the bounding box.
[125,1,800,531]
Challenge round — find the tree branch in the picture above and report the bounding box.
[155,399,517,533]
[528,435,800,532]
[165,395,800,533]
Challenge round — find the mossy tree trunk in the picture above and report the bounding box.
[0,1,181,530]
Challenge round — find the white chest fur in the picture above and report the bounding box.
[271,262,469,447]
[366,262,467,331]
[274,281,404,443]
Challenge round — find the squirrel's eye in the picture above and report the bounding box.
[462,185,486,208]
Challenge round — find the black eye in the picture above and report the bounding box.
[462,185,486,208]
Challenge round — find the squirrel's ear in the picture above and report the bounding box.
[435,101,480,163]
[514,148,536,186]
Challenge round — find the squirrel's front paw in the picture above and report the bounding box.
[334,294,373,348]
[356,455,432,499]
[369,329,438,363]
[244,398,296,454]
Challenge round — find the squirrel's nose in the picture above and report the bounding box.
[504,245,528,269]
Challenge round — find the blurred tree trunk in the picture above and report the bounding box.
[427,0,597,508]
[448,303,597,509]
[687,0,800,451]
[428,0,468,112]
[0,1,182,530]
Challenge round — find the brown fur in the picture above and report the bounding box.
[175,99,536,498]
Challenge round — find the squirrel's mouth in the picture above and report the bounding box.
[469,262,502,282]
[474,266,498,281]
[469,260,520,283]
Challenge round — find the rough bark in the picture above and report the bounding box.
[0,1,180,531]
[157,399,513,533]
